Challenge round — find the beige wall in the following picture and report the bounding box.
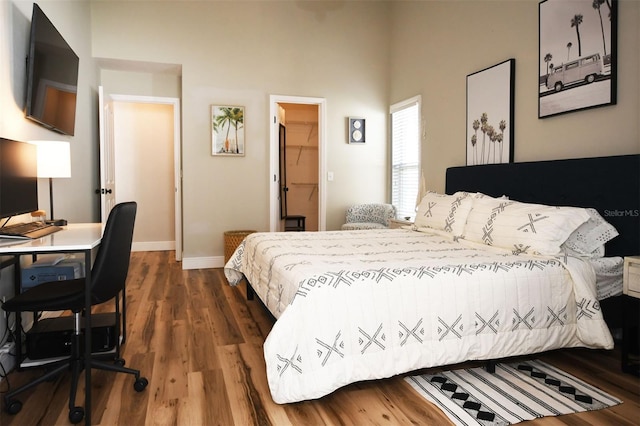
[100,68,181,100]
[390,0,640,193]
[91,1,392,260]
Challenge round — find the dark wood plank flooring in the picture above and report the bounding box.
[1,251,638,425]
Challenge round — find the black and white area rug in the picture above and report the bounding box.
[405,360,621,426]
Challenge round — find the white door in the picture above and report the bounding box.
[98,86,116,226]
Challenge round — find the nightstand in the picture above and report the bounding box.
[622,256,640,376]
[388,218,413,229]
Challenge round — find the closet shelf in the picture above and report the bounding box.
[285,121,317,144]
[288,144,318,165]
[285,120,318,126]
[286,145,317,149]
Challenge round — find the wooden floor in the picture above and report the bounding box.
[1,251,638,425]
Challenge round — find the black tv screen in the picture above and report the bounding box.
[0,138,39,219]
[25,3,79,136]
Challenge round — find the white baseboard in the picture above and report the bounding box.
[181,256,224,270]
[129,241,224,270]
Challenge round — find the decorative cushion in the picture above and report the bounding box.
[561,208,619,258]
[463,197,591,255]
[341,222,388,230]
[341,203,397,230]
[414,192,473,236]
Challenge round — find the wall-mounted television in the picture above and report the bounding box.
[0,138,38,219]
[25,3,79,136]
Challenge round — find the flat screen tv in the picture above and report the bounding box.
[0,138,39,220]
[25,3,79,136]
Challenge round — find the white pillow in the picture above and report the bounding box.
[561,208,618,258]
[463,197,591,255]
[414,192,473,236]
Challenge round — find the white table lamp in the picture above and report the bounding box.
[30,141,71,226]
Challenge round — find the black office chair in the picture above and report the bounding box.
[1,201,148,424]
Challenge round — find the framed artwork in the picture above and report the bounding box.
[211,105,245,156]
[466,58,515,166]
[538,0,617,118]
[347,117,365,143]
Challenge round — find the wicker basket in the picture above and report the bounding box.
[224,230,256,263]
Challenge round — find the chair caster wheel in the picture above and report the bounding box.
[69,406,85,424]
[134,377,149,392]
[115,358,126,367]
[6,399,22,415]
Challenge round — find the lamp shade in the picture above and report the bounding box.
[30,141,71,178]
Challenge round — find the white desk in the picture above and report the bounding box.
[0,223,103,426]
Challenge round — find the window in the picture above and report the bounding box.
[390,96,421,220]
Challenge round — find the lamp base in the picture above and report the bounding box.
[45,219,68,226]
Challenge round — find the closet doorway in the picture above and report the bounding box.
[270,95,326,232]
[279,103,319,231]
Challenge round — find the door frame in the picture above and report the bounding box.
[269,95,326,232]
[108,94,183,261]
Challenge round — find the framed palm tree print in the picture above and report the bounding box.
[212,105,245,156]
[538,0,617,118]
[466,58,515,166]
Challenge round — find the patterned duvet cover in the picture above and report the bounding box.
[224,228,614,404]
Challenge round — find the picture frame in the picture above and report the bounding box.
[211,105,245,156]
[538,0,617,118]
[466,58,515,166]
[347,117,365,144]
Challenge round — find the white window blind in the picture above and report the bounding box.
[390,96,421,220]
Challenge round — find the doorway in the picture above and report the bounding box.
[269,95,326,232]
[100,93,182,260]
[278,103,319,231]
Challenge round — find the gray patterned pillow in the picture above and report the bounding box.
[561,208,618,258]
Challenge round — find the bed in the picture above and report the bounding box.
[445,154,640,327]
[224,154,639,404]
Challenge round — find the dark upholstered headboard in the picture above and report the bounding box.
[445,154,640,258]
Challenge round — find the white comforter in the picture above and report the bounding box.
[224,228,614,404]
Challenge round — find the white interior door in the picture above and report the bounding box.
[98,86,116,226]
